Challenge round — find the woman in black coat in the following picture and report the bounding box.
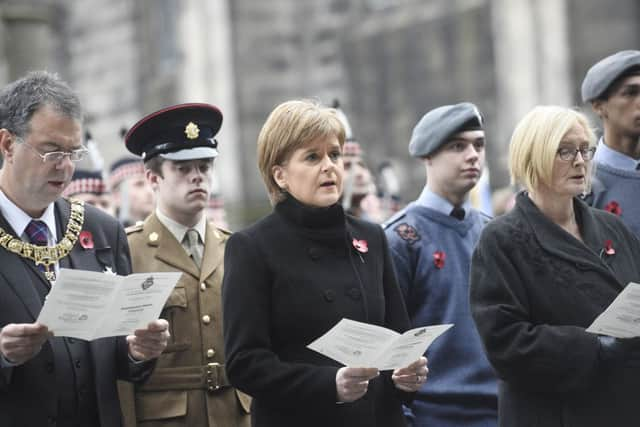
[222,99,427,427]
[470,106,640,427]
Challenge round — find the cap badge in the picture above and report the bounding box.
[185,122,200,139]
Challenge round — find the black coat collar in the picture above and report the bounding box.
[516,192,622,288]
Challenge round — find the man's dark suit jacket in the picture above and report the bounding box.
[0,198,154,426]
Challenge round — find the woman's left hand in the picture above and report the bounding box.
[392,356,428,392]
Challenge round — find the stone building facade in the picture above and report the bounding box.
[1,0,639,225]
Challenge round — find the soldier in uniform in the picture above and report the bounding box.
[119,103,250,426]
[581,50,640,237]
[109,156,155,227]
[383,103,497,427]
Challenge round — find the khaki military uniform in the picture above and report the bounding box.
[119,213,251,426]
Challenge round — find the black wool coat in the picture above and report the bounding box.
[222,196,411,427]
[470,192,640,427]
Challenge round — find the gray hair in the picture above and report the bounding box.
[0,70,82,138]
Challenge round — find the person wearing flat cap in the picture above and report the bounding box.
[117,103,250,427]
[383,102,497,427]
[581,50,640,237]
[62,169,115,217]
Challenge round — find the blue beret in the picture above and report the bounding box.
[409,102,484,158]
[125,103,222,161]
[581,50,640,102]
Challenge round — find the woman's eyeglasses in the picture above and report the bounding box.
[556,146,596,162]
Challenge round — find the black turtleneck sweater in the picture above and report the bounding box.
[222,195,411,427]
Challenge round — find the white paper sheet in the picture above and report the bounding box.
[587,282,640,338]
[307,318,452,370]
[37,268,181,340]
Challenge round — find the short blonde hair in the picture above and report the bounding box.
[257,99,345,204]
[509,106,596,192]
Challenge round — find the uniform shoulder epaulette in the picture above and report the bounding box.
[477,210,493,223]
[216,226,232,236]
[125,220,145,235]
[382,209,408,230]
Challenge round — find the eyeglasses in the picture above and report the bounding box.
[556,146,596,162]
[18,139,89,163]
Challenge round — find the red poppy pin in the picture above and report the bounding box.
[433,250,446,269]
[604,201,622,216]
[79,230,94,249]
[601,239,615,258]
[352,238,368,253]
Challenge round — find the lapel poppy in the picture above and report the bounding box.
[352,238,368,253]
[604,201,622,216]
[433,250,446,269]
[601,239,615,258]
[79,230,94,249]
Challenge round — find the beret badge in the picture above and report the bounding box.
[184,122,200,139]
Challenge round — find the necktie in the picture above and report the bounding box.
[25,220,49,246]
[185,229,202,268]
[24,220,56,280]
[450,206,465,221]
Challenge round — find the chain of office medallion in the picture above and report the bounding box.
[0,198,85,268]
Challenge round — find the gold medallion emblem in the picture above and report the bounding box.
[185,122,200,139]
[0,199,85,281]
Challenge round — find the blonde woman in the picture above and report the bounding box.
[470,106,640,427]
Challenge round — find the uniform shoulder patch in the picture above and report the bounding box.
[125,223,144,235]
[393,222,421,244]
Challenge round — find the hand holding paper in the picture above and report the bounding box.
[307,318,452,370]
[587,282,640,338]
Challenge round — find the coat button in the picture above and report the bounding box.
[45,362,54,373]
[308,248,321,260]
[202,315,211,324]
[206,348,216,358]
[200,283,206,291]
[75,360,81,369]
[347,288,361,300]
[323,290,335,302]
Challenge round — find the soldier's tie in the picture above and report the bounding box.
[450,206,465,221]
[185,229,202,268]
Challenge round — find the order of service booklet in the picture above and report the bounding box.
[587,282,640,338]
[37,268,181,340]
[307,318,453,370]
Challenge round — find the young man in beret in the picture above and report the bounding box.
[0,71,168,426]
[383,103,497,427]
[118,103,250,426]
[581,50,640,237]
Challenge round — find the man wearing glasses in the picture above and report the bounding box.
[582,50,640,237]
[0,71,169,426]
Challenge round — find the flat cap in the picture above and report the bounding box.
[125,103,222,162]
[581,50,640,102]
[409,102,483,158]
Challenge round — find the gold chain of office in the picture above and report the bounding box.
[0,198,85,280]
